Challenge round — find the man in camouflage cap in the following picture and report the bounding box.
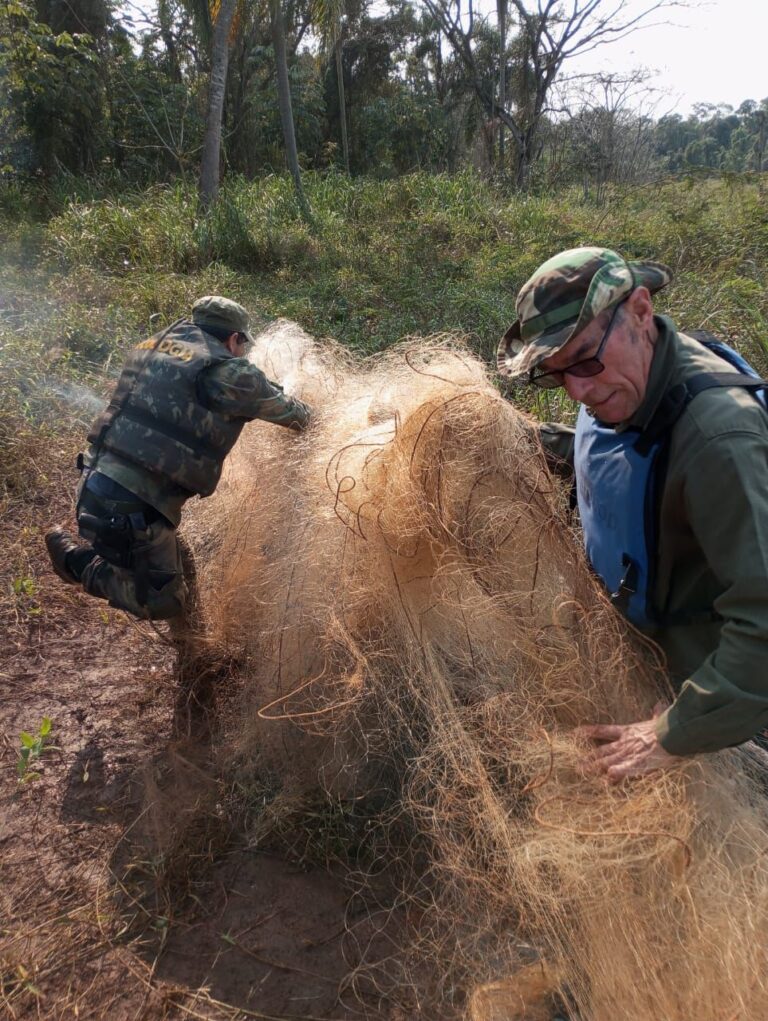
[45,296,311,621]
[498,247,768,781]
[497,247,672,400]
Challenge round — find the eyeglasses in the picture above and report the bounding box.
[529,299,626,390]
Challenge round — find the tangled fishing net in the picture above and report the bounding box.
[184,320,768,1020]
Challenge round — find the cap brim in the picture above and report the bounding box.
[496,321,576,380]
[496,255,673,381]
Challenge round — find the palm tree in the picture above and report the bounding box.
[198,0,238,207]
[313,0,349,172]
[270,0,312,220]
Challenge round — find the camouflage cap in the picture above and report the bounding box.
[192,295,254,343]
[496,247,672,380]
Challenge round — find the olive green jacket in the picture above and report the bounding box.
[540,316,768,756]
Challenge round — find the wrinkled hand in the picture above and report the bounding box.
[577,703,681,782]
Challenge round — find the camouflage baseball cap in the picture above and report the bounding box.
[192,295,254,343]
[496,247,672,380]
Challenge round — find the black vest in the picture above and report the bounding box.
[86,321,252,497]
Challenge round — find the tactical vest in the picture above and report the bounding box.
[574,333,768,628]
[86,320,252,497]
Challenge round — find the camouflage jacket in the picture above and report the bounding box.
[86,321,310,525]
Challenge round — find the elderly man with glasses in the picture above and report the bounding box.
[45,295,311,622]
[497,247,768,781]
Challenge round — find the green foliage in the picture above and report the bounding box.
[196,177,319,269]
[46,185,201,271]
[1,0,766,191]
[17,717,52,782]
[0,0,104,175]
[353,91,452,176]
[0,179,39,221]
[38,171,768,366]
[108,49,206,182]
[232,51,327,175]
[11,570,42,618]
[12,575,36,598]
[655,101,768,175]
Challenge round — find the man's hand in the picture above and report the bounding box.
[578,703,681,782]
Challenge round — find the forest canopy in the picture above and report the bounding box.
[1,0,765,201]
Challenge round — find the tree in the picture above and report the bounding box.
[0,0,106,175]
[752,105,767,172]
[496,0,507,169]
[554,70,660,201]
[684,134,723,170]
[198,0,238,207]
[738,99,768,172]
[313,0,349,171]
[423,0,683,188]
[270,0,312,218]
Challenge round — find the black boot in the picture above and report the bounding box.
[45,528,96,585]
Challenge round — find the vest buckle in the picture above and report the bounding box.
[611,554,639,613]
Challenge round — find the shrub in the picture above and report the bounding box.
[35,170,768,362]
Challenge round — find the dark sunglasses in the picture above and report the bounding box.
[529,299,626,390]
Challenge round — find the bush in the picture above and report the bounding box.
[46,184,200,272]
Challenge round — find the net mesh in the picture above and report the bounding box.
[184,320,768,1020]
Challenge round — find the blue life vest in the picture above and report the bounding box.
[574,333,768,628]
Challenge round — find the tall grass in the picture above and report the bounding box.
[5,171,764,367]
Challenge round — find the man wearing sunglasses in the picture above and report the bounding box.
[45,295,311,622]
[497,247,768,781]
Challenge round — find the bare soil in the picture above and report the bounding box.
[0,453,406,1020]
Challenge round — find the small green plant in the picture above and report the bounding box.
[12,575,37,599]
[17,718,53,783]
[11,574,42,617]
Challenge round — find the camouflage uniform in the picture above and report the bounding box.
[52,296,310,620]
[75,471,188,620]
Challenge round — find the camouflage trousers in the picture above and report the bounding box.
[75,473,187,621]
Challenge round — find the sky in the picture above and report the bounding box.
[564,0,767,115]
[122,0,766,116]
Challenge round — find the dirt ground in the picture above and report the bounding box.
[0,448,410,1020]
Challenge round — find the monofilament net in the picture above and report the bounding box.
[185,320,768,1021]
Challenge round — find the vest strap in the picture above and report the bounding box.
[610,554,639,614]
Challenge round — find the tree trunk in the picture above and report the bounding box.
[271,0,312,221]
[496,0,506,171]
[335,36,349,173]
[755,112,767,172]
[158,0,182,85]
[515,134,531,189]
[198,0,237,209]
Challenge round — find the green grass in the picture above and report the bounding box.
[2,171,767,392]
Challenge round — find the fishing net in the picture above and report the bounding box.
[184,320,768,1020]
